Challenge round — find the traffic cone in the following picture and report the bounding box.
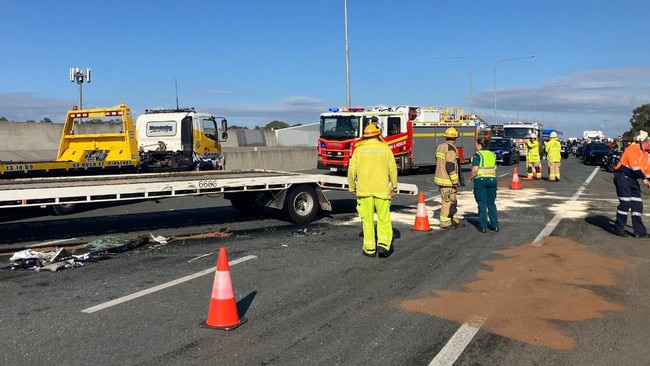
[412,191,432,231]
[510,167,522,190]
[202,247,247,330]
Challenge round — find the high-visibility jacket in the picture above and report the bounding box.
[545,137,562,162]
[434,141,459,187]
[615,142,650,180]
[347,138,398,198]
[475,150,497,178]
[525,140,541,162]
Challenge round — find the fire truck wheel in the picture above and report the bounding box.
[51,203,78,215]
[285,184,318,224]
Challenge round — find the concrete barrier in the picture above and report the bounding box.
[0,122,318,172]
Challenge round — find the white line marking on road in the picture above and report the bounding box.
[429,167,599,365]
[26,238,79,248]
[188,252,213,263]
[428,316,486,366]
[81,255,257,314]
[532,167,599,246]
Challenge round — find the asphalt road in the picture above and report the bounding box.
[1,157,649,366]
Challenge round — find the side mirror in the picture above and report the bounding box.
[221,131,228,141]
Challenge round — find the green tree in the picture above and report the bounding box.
[626,104,650,140]
[40,117,53,123]
[265,120,289,130]
[0,117,8,121]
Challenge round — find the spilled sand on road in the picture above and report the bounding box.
[401,236,628,350]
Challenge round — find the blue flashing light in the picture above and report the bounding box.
[328,108,339,112]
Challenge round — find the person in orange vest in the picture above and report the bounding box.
[434,127,464,229]
[613,130,650,238]
[348,121,398,257]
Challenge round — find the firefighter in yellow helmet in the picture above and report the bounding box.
[348,119,398,257]
[545,131,562,181]
[434,127,464,229]
[525,133,542,179]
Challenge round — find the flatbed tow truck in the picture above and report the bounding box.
[0,167,418,223]
[0,103,417,222]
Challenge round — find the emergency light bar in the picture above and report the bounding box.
[328,107,365,112]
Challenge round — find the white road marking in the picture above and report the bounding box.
[429,316,486,366]
[188,252,214,263]
[532,167,599,246]
[81,255,257,314]
[428,167,600,365]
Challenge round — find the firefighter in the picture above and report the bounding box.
[613,130,650,238]
[545,131,562,181]
[525,133,542,179]
[434,127,464,229]
[347,121,398,257]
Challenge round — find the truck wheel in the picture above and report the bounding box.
[229,193,265,215]
[52,203,78,215]
[285,184,318,224]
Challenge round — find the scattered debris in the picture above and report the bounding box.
[86,235,149,253]
[291,228,325,237]
[150,234,171,245]
[9,248,87,271]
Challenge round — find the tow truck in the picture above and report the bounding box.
[317,106,490,173]
[0,103,418,220]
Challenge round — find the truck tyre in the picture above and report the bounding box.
[52,203,78,215]
[284,184,318,224]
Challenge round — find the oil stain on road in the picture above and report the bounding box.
[401,236,628,350]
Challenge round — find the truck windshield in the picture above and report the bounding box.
[320,116,362,139]
[504,127,534,139]
[202,118,218,141]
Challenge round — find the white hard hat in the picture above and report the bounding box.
[549,131,558,138]
[636,130,649,142]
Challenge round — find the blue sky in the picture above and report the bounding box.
[1,0,649,139]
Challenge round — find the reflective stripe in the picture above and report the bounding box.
[476,150,496,178]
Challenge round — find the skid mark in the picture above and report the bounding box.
[401,237,628,350]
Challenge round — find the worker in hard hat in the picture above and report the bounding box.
[525,133,542,179]
[348,119,398,257]
[613,130,650,238]
[434,127,464,229]
[545,131,562,181]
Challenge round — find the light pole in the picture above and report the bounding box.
[433,56,473,115]
[493,55,534,124]
[343,0,351,108]
[70,67,91,109]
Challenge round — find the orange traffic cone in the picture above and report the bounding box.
[202,247,247,330]
[510,167,522,190]
[412,191,432,231]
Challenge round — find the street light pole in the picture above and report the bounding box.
[493,55,534,124]
[70,67,91,109]
[434,56,473,115]
[344,0,351,108]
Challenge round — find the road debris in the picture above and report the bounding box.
[9,248,86,271]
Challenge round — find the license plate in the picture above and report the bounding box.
[330,167,338,172]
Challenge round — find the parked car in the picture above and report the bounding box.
[487,137,520,165]
[583,142,610,165]
[560,141,569,159]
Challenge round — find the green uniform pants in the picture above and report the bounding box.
[356,196,392,254]
[473,177,499,230]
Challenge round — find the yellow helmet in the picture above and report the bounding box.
[363,123,381,138]
[443,127,459,139]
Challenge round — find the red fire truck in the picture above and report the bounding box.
[317,106,490,173]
